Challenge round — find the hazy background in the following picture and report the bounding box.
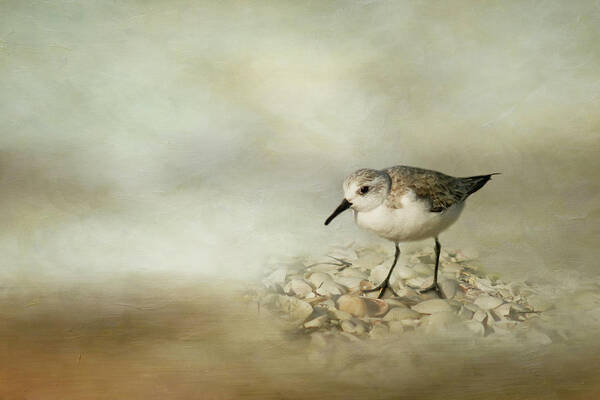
[1,0,599,398]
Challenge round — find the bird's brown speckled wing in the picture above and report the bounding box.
[384,166,491,212]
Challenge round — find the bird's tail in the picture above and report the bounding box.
[460,173,500,197]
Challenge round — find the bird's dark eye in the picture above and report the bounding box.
[360,186,369,194]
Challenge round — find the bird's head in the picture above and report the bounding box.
[324,168,391,225]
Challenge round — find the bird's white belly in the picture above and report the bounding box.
[355,192,464,242]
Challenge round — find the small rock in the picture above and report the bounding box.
[383,308,421,321]
[411,299,453,314]
[337,295,367,317]
[304,315,328,328]
[439,279,458,299]
[474,295,503,310]
[309,272,333,287]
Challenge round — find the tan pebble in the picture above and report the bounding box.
[337,295,367,317]
[364,297,390,317]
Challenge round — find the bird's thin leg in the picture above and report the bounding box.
[363,243,400,299]
[419,237,442,297]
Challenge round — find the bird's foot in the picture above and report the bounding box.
[418,283,445,299]
[362,279,397,299]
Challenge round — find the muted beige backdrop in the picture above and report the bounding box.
[1,1,599,399]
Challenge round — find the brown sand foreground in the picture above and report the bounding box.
[1,275,599,400]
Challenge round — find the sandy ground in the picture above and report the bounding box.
[1,276,599,400]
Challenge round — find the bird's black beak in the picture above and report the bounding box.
[324,199,352,226]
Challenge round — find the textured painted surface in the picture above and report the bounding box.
[1,0,599,398]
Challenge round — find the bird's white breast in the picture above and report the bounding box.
[354,191,464,242]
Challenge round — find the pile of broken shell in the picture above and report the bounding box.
[245,243,554,343]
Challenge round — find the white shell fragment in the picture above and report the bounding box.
[394,265,417,280]
[439,279,458,299]
[304,315,328,329]
[284,279,313,298]
[253,244,545,343]
[316,280,345,296]
[308,272,333,287]
[337,295,367,318]
[412,299,453,314]
[474,295,504,310]
[383,307,421,321]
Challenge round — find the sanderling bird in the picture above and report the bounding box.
[324,165,498,298]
